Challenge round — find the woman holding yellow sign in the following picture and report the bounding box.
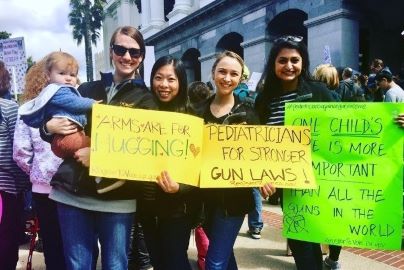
[196,50,264,270]
[255,36,334,270]
[41,26,158,270]
[136,55,201,270]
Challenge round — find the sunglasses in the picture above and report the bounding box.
[275,35,303,43]
[111,44,142,58]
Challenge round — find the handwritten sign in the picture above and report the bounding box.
[0,37,27,94]
[283,103,404,250]
[246,72,262,92]
[90,104,204,186]
[199,124,316,188]
[90,104,317,188]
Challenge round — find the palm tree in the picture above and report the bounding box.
[68,0,106,82]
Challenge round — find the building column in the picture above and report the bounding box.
[199,52,217,86]
[117,0,130,25]
[241,35,271,81]
[140,0,150,30]
[304,9,359,71]
[167,0,192,25]
[141,0,165,38]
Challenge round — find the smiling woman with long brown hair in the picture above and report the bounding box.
[41,26,158,270]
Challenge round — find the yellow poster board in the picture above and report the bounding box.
[90,104,204,186]
[199,124,316,188]
[90,104,315,188]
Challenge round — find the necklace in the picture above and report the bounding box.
[210,101,233,118]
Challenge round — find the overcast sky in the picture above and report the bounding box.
[0,0,104,81]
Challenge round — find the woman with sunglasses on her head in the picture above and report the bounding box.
[135,55,201,270]
[196,50,271,270]
[41,26,158,270]
[255,36,334,270]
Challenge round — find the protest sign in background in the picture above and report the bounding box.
[284,103,403,250]
[0,37,27,95]
[90,104,204,186]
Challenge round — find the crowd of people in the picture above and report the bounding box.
[0,25,403,270]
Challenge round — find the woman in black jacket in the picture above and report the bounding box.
[255,35,334,270]
[197,50,262,270]
[136,55,201,270]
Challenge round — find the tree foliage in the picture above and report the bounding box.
[0,31,12,40]
[68,0,106,82]
[27,56,35,71]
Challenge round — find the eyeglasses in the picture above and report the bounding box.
[275,35,303,43]
[111,44,142,58]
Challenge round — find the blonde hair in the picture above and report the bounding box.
[211,50,244,80]
[22,51,79,102]
[313,64,339,90]
[44,51,79,76]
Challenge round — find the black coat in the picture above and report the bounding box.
[44,73,158,200]
[197,94,258,216]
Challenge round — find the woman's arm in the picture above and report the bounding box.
[156,170,196,195]
[74,147,91,167]
[157,170,180,193]
[260,183,276,200]
[45,117,78,136]
[40,117,79,143]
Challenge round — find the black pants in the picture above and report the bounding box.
[0,191,24,270]
[140,215,193,270]
[329,245,342,261]
[280,191,323,270]
[33,192,66,270]
[288,239,323,270]
[128,216,152,270]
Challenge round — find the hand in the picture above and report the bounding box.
[395,113,404,128]
[46,117,78,135]
[156,171,180,193]
[74,147,91,167]
[95,100,103,104]
[260,183,276,199]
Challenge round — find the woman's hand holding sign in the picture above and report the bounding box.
[157,170,180,193]
[260,183,276,199]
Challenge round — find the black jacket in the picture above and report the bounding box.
[197,94,258,216]
[136,102,201,221]
[44,73,159,200]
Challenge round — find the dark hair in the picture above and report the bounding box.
[358,74,368,86]
[109,26,145,66]
[261,39,311,97]
[371,59,384,68]
[188,81,211,104]
[255,36,311,118]
[375,69,393,82]
[342,67,353,78]
[0,60,11,94]
[150,55,188,113]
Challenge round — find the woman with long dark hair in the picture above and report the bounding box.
[136,55,201,270]
[255,36,334,270]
